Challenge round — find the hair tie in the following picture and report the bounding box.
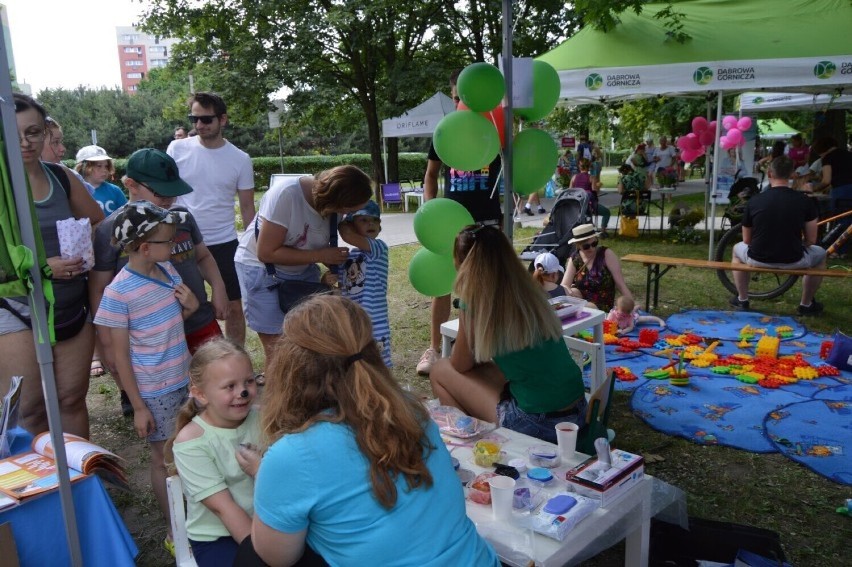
[344,352,364,369]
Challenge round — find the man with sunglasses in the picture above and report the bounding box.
[167,92,255,347]
[90,149,229,416]
[417,69,503,376]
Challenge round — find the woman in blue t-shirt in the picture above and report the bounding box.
[252,296,498,567]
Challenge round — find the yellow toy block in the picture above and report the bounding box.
[755,336,780,359]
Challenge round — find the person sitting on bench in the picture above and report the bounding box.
[730,156,826,315]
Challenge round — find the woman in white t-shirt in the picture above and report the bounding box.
[234,165,372,367]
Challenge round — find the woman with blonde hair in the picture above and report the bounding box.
[251,295,498,566]
[429,226,586,444]
[234,165,373,367]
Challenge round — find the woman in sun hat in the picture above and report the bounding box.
[75,144,127,216]
[532,252,569,299]
[560,223,633,312]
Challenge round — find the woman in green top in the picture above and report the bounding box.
[429,226,586,444]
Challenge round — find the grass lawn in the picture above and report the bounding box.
[92,211,851,566]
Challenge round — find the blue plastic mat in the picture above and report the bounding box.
[764,399,852,485]
[623,309,852,484]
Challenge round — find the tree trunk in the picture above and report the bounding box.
[386,137,399,184]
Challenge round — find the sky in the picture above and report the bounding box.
[5,0,149,94]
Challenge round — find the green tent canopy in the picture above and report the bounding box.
[757,119,799,141]
[538,0,852,104]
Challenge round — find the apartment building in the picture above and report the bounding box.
[116,26,179,93]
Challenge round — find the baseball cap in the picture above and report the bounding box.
[125,148,193,197]
[344,200,381,222]
[112,200,187,247]
[534,252,564,274]
[75,145,111,164]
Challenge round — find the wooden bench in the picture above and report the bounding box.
[622,253,852,311]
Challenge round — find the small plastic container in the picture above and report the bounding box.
[528,444,561,468]
[527,467,557,488]
[467,472,496,505]
[472,439,502,467]
[508,458,527,473]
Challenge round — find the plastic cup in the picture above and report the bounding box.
[488,475,516,520]
[555,422,579,460]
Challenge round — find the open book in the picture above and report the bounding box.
[0,432,128,502]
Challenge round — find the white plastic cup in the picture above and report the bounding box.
[488,475,516,520]
[555,422,579,460]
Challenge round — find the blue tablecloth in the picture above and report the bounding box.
[0,429,138,566]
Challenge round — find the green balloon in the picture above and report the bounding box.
[513,129,558,196]
[409,248,456,297]
[457,62,505,113]
[433,110,501,172]
[515,61,561,122]
[413,198,475,255]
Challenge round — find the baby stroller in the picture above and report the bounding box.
[723,176,760,228]
[519,188,591,266]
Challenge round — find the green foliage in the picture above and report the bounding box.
[575,1,692,44]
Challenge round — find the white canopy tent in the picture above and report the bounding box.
[381,92,456,182]
[538,0,852,257]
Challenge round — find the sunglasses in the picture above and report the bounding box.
[187,114,218,124]
[146,237,175,246]
[579,240,599,250]
[139,182,172,200]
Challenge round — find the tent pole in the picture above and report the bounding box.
[501,0,514,237]
[704,98,712,223]
[0,29,83,567]
[708,92,724,260]
[382,137,388,186]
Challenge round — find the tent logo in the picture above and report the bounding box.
[814,61,836,79]
[585,73,603,90]
[753,97,764,105]
[692,67,713,86]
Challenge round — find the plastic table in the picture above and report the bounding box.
[457,427,687,567]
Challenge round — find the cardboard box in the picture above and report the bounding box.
[565,449,645,507]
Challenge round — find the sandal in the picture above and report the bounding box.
[90,360,105,377]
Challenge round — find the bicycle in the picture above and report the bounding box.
[714,207,852,300]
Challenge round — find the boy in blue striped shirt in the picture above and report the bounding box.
[336,201,391,366]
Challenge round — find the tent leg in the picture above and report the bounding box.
[708,92,724,260]
[501,0,515,238]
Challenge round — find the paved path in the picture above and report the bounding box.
[379,176,721,246]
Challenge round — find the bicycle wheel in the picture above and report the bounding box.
[715,222,798,300]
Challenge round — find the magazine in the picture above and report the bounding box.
[0,432,128,501]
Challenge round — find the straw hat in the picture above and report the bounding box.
[567,224,600,244]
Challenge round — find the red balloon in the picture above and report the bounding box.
[685,133,701,150]
[699,129,715,147]
[676,136,690,150]
[691,116,708,134]
[681,149,699,163]
[457,101,506,147]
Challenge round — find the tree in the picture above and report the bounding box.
[141,1,577,184]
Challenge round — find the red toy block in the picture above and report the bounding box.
[639,328,659,346]
[820,340,834,359]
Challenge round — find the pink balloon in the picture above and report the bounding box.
[676,136,690,150]
[699,130,715,147]
[681,149,699,163]
[691,116,708,134]
[736,116,752,131]
[726,128,743,145]
[708,120,718,134]
[719,136,733,150]
[685,133,701,150]
[722,115,738,130]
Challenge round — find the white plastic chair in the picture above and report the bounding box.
[166,475,198,567]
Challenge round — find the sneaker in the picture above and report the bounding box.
[416,347,438,375]
[729,296,750,311]
[120,390,134,417]
[537,207,547,214]
[797,299,824,316]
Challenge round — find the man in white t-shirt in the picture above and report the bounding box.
[167,92,256,347]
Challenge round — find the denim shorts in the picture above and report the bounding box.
[236,262,320,335]
[497,396,587,445]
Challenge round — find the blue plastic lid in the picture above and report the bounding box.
[527,467,553,482]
